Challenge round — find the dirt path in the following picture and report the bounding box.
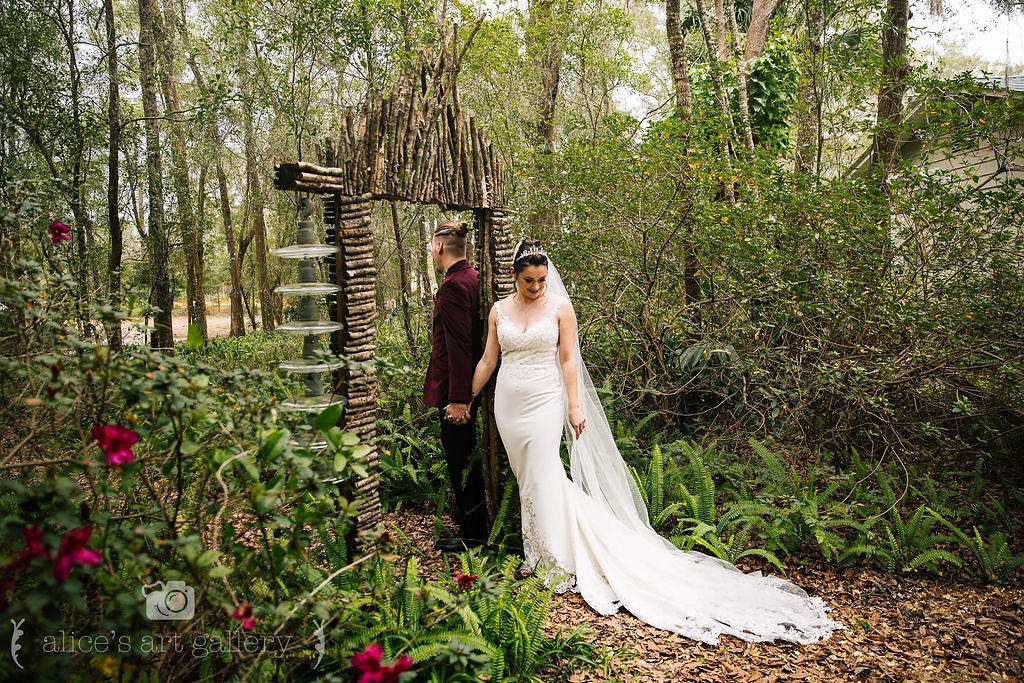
[121,309,237,345]
[382,507,1024,682]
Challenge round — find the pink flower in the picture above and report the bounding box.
[23,526,47,557]
[454,572,478,591]
[52,526,101,580]
[48,220,71,243]
[5,525,50,573]
[232,602,256,630]
[350,643,413,683]
[91,424,139,467]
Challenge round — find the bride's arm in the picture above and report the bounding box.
[470,304,500,401]
[557,299,586,439]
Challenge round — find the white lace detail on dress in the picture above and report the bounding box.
[495,298,562,382]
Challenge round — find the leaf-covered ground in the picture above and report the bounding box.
[383,508,1024,682]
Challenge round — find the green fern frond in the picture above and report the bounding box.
[748,437,792,490]
[679,441,716,526]
[737,547,786,572]
[907,548,964,572]
[649,443,665,519]
[488,477,518,547]
[651,502,685,529]
[838,543,882,564]
[406,631,496,665]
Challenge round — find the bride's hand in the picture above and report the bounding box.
[569,406,586,439]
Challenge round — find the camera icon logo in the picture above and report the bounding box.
[142,580,195,620]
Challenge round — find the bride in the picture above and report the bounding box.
[467,239,843,645]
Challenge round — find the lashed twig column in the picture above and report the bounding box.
[475,208,516,517]
[325,193,381,539]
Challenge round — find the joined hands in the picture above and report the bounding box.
[445,402,472,425]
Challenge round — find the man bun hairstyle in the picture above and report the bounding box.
[512,238,548,273]
[434,219,470,256]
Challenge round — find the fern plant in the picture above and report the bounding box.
[487,477,521,551]
[929,508,1024,583]
[345,549,599,681]
[666,441,785,571]
[472,554,551,677]
[864,504,962,573]
[630,442,669,525]
[747,438,866,562]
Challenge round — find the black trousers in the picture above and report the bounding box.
[438,405,489,541]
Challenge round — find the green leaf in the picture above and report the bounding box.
[208,565,233,579]
[260,430,288,461]
[196,549,219,567]
[238,455,260,481]
[315,404,343,433]
[186,323,203,349]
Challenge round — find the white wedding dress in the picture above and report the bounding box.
[492,295,843,645]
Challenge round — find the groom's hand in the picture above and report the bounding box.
[445,402,471,424]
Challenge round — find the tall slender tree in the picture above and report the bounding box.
[872,0,910,181]
[390,201,417,356]
[104,0,123,350]
[138,0,174,349]
[666,0,692,118]
[158,0,207,339]
[189,55,246,336]
[240,59,274,332]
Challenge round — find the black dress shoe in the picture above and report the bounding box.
[434,537,485,552]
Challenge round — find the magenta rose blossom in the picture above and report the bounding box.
[52,526,101,580]
[454,572,478,590]
[5,525,50,573]
[232,602,256,630]
[48,220,71,243]
[91,424,139,467]
[351,643,413,683]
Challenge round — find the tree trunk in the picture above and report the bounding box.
[872,0,910,179]
[157,0,207,340]
[240,48,274,331]
[104,0,123,351]
[189,55,246,336]
[418,218,432,308]
[390,201,417,357]
[713,0,729,59]
[665,0,692,118]
[526,0,568,235]
[794,0,823,174]
[527,0,565,154]
[137,0,173,350]
[743,0,783,61]
[59,0,95,329]
[692,0,736,203]
[727,0,756,155]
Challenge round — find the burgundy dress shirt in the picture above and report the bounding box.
[423,260,482,408]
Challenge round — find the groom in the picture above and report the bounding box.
[423,220,489,552]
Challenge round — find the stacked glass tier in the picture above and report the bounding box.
[273,200,345,414]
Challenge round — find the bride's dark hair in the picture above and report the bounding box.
[513,238,548,273]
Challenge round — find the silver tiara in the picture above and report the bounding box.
[514,243,547,263]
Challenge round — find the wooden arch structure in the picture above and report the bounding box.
[274,36,515,538]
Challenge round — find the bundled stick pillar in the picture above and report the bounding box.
[325,193,381,539]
